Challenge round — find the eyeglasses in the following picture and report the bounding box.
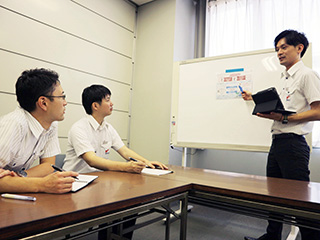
[43,95,67,100]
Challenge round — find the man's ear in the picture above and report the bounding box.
[92,102,99,112]
[297,43,304,55]
[37,96,48,111]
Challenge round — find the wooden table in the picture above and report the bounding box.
[0,170,189,240]
[1,166,320,239]
[163,166,320,230]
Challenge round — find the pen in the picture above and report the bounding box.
[129,157,149,167]
[51,164,79,180]
[129,157,139,162]
[1,193,36,201]
[129,157,161,169]
[239,85,244,93]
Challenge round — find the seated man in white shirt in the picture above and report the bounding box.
[0,68,78,193]
[63,84,167,174]
[63,84,168,240]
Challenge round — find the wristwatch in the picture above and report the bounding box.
[17,170,28,177]
[282,115,288,124]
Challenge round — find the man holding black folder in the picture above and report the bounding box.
[242,30,320,240]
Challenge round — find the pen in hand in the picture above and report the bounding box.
[129,157,142,163]
[129,157,161,169]
[51,164,79,180]
[129,157,148,166]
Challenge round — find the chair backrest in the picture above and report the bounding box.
[55,154,66,168]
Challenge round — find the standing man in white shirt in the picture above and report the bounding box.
[63,84,168,174]
[0,68,78,193]
[242,30,320,240]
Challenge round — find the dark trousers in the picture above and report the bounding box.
[266,134,320,240]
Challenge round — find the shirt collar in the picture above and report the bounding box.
[281,60,304,79]
[22,108,47,139]
[87,115,108,131]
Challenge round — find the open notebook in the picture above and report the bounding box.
[72,174,98,192]
[141,168,173,176]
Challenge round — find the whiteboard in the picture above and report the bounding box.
[171,48,312,152]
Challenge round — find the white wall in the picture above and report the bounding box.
[170,0,197,165]
[173,0,196,62]
[0,0,136,161]
[0,0,197,166]
[130,0,177,163]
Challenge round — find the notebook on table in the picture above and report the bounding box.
[72,174,98,192]
[141,168,173,176]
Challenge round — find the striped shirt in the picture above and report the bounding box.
[0,107,60,171]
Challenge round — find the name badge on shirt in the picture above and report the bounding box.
[286,94,291,101]
[101,141,111,156]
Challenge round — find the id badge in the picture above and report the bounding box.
[101,141,111,156]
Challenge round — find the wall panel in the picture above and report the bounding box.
[0,0,135,154]
[73,0,136,32]
[0,93,18,116]
[0,8,132,84]
[0,51,131,111]
[0,0,134,57]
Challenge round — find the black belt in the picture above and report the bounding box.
[272,133,302,139]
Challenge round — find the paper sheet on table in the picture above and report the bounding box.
[72,174,98,192]
[141,168,173,176]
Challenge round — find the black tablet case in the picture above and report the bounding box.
[252,87,295,115]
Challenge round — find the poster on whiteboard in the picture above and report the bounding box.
[216,68,253,99]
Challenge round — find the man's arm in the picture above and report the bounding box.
[0,171,79,193]
[257,101,320,122]
[25,156,55,177]
[81,151,145,173]
[241,85,320,122]
[288,101,320,122]
[117,146,168,170]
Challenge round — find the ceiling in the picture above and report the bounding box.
[130,0,155,6]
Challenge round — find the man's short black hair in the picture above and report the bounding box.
[82,85,112,115]
[274,29,309,58]
[15,68,60,112]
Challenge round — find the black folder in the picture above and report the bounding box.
[252,87,295,115]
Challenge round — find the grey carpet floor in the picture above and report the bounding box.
[75,203,301,240]
[132,203,301,240]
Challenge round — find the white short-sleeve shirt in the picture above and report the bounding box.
[63,115,125,173]
[0,107,61,171]
[272,61,320,135]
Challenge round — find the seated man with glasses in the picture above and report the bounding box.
[0,68,78,193]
